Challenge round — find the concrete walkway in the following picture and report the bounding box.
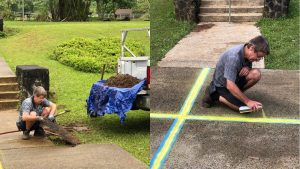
[0,109,147,169]
[0,57,15,77]
[158,22,264,68]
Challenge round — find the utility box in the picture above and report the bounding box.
[16,65,49,104]
[117,56,149,80]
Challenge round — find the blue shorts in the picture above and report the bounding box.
[18,120,41,131]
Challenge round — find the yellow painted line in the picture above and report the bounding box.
[151,119,185,169]
[151,113,300,125]
[151,68,211,169]
[151,113,181,119]
[0,161,3,169]
[0,149,4,169]
[179,68,210,115]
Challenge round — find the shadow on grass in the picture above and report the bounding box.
[87,112,150,134]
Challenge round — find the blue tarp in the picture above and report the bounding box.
[86,80,145,123]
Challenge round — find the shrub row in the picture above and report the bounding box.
[50,37,146,73]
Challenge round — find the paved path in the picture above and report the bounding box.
[158,22,264,68]
[150,67,299,169]
[0,57,15,77]
[0,109,147,169]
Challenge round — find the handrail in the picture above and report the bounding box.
[120,27,150,57]
[229,0,232,22]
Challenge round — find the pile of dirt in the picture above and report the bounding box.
[192,23,215,32]
[105,74,140,88]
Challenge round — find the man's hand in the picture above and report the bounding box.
[239,67,250,77]
[245,100,262,112]
[36,116,44,121]
[48,114,55,121]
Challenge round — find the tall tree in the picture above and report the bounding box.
[49,0,91,21]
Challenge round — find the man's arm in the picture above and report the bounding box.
[22,112,43,121]
[239,66,250,77]
[226,79,261,110]
[49,102,57,116]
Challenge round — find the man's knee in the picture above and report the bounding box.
[30,111,37,116]
[18,120,39,131]
[247,68,261,81]
[22,111,37,121]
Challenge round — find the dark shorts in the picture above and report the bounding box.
[18,120,40,131]
[211,76,247,107]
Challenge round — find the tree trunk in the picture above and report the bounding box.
[0,16,3,32]
[49,0,91,21]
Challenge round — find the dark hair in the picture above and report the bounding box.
[33,86,47,97]
[246,36,270,55]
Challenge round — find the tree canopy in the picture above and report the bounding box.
[0,0,149,21]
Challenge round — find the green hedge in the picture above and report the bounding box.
[50,37,146,73]
[0,31,6,38]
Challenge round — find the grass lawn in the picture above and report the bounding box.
[150,0,194,66]
[0,21,150,165]
[257,0,299,69]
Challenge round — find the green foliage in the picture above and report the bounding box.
[0,31,6,38]
[49,0,92,21]
[257,0,299,69]
[150,0,194,65]
[33,0,51,21]
[133,0,149,20]
[133,0,149,13]
[94,0,138,20]
[50,37,146,73]
[0,0,34,20]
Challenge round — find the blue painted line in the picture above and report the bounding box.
[150,68,211,169]
[159,120,185,168]
[150,119,179,168]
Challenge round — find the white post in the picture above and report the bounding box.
[22,0,25,21]
[228,0,231,23]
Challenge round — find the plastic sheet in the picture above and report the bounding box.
[86,80,145,123]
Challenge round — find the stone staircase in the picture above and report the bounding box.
[0,76,19,110]
[199,0,264,22]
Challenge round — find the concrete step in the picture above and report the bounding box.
[0,99,18,110]
[0,83,19,92]
[199,13,262,22]
[0,76,17,84]
[200,6,264,13]
[0,91,19,100]
[201,0,264,6]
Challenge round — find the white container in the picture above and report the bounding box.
[117,57,149,80]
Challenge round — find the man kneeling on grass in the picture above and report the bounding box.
[202,36,270,112]
[17,86,57,140]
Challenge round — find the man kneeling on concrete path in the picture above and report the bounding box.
[202,35,270,112]
[17,86,57,140]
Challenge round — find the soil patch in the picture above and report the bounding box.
[192,23,215,32]
[40,120,81,146]
[62,123,90,132]
[105,74,140,88]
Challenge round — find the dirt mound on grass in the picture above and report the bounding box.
[192,23,215,32]
[105,74,141,88]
